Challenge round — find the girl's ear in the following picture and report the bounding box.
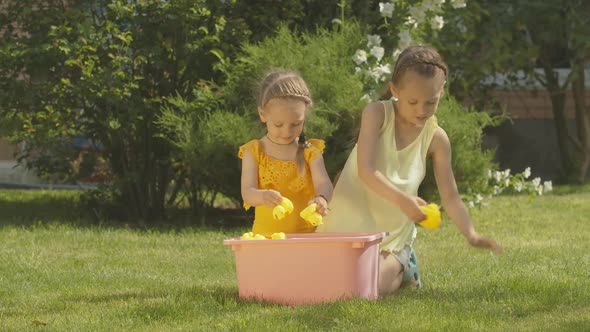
[258,107,266,123]
[388,81,400,101]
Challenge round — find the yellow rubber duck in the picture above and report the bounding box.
[241,232,286,240]
[300,203,323,226]
[241,232,254,240]
[418,204,441,230]
[273,197,294,220]
[270,232,286,239]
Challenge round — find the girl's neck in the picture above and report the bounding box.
[393,107,418,130]
[265,134,296,146]
[261,135,298,161]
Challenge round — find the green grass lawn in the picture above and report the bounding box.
[1,189,589,331]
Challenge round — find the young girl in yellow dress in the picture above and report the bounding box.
[239,70,333,234]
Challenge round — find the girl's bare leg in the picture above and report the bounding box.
[378,251,404,296]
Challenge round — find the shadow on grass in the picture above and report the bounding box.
[0,189,251,231]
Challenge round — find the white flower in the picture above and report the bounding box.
[537,185,543,196]
[405,16,418,28]
[398,30,412,49]
[360,94,372,103]
[468,201,475,208]
[543,181,553,192]
[476,194,483,203]
[503,169,511,178]
[514,181,523,192]
[379,2,395,18]
[354,66,362,75]
[370,69,381,82]
[431,15,445,30]
[371,64,392,82]
[504,178,510,187]
[392,48,402,60]
[523,167,531,179]
[457,21,467,33]
[451,0,467,8]
[532,177,541,187]
[370,46,385,61]
[487,169,492,179]
[376,63,392,75]
[421,0,443,12]
[426,0,447,6]
[408,6,426,24]
[494,171,502,183]
[493,185,501,195]
[367,34,382,48]
[353,49,368,65]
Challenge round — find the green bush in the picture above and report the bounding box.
[222,23,367,176]
[158,84,256,211]
[0,1,244,221]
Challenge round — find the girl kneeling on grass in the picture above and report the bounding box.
[318,45,502,295]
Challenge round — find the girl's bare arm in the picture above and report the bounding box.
[430,128,502,254]
[241,151,282,208]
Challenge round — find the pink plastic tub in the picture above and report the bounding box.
[223,232,387,305]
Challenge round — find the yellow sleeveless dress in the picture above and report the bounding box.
[238,139,325,234]
[317,100,438,253]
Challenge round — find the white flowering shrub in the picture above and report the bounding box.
[464,167,554,208]
[352,0,470,98]
[489,167,553,196]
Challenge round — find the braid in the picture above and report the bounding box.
[296,130,310,176]
[258,69,313,177]
[258,71,313,108]
[299,131,309,147]
[390,45,448,85]
[403,59,448,77]
[380,45,447,99]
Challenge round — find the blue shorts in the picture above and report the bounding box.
[388,245,422,288]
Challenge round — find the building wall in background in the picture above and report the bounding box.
[483,89,589,180]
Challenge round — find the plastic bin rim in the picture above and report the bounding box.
[223,231,388,246]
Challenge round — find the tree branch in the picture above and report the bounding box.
[568,131,584,153]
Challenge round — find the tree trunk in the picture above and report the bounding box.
[543,66,574,177]
[571,63,590,182]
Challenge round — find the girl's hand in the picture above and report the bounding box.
[261,189,283,208]
[467,233,502,255]
[308,196,328,216]
[400,195,428,223]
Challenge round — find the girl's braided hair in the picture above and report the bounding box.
[380,45,448,100]
[258,69,313,176]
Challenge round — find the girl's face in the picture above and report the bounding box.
[389,69,446,128]
[259,98,307,145]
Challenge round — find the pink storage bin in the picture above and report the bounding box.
[223,232,387,305]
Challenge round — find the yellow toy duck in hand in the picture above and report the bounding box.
[272,197,294,220]
[300,203,323,226]
[418,204,441,230]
